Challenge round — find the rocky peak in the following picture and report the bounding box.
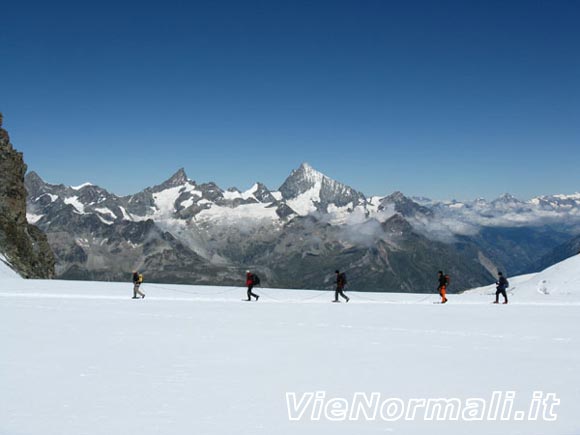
[492,193,521,204]
[25,171,50,198]
[154,168,191,191]
[381,213,414,234]
[278,163,323,198]
[0,114,55,278]
[252,182,276,203]
[384,191,406,202]
[380,191,433,218]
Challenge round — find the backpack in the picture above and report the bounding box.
[252,274,261,286]
[138,274,144,284]
[504,279,509,289]
[339,272,347,285]
[445,274,451,286]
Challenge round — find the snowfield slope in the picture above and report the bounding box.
[466,253,580,302]
[1,276,579,435]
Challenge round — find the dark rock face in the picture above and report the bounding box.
[529,233,580,273]
[0,114,55,278]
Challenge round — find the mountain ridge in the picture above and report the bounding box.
[24,163,580,291]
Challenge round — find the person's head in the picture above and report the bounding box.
[335,270,340,274]
[438,270,443,276]
[132,270,137,274]
[246,270,251,274]
[498,271,503,276]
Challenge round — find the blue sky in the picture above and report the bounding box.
[1,0,579,200]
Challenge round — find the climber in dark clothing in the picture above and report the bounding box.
[245,270,260,301]
[333,270,350,303]
[437,271,448,304]
[494,272,509,304]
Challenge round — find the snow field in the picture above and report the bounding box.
[1,278,579,435]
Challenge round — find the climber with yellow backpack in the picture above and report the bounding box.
[132,270,145,299]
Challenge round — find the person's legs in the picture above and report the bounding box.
[134,284,145,298]
[338,288,349,302]
[247,285,259,300]
[440,286,447,303]
[501,289,508,304]
[495,289,501,303]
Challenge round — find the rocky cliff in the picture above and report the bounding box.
[0,113,55,278]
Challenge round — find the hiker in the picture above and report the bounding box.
[494,271,509,304]
[132,270,145,299]
[437,271,448,304]
[333,270,350,303]
[245,270,260,301]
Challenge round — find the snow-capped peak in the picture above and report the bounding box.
[278,163,366,215]
[279,163,356,198]
[297,162,324,182]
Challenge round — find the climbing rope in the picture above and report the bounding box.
[143,283,240,296]
[142,282,437,304]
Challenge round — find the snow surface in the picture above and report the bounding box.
[64,196,86,214]
[94,207,116,219]
[152,183,202,217]
[71,182,94,190]
[36,193,58,203]
[118,206,133,221]
[221,186,266,201]
[0,254,21,279]
[1,272,579,435]
[26,212,44,224]
[466,254,580,302]
[196,202,280,223]
[241,183,260,200]
[286,185,321,215]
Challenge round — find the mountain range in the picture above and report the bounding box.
[25,163,580,291]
